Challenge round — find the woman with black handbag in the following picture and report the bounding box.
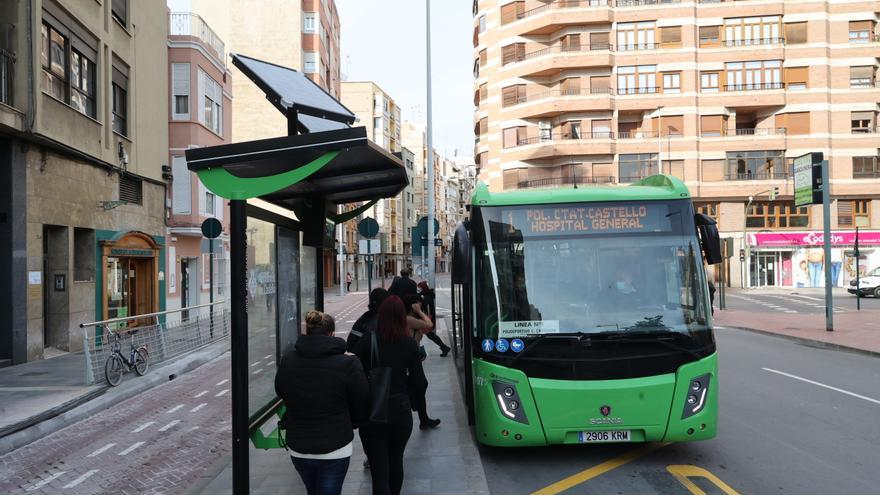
[354,296,426,495]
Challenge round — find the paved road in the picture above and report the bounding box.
[722,288,880,315]
[473,326,880,494]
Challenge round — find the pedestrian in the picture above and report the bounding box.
[275,311,369,495]
[354,296,427,495]
[417,281,451,357]
[402,294,441,430]
[346,272,352,292]
[347,288,389,352]
[707,279,716,315]
[387,268,417,298]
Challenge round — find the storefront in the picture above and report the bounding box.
[747,231,880,288]
[98,231,164,327]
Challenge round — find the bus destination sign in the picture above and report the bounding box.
[506,204,671,236]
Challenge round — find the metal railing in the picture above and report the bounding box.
[849,34,880,43]
[617,42,658,51]
[724,38,784,47]
[0,48,13,106]
[506,43,612,65]
[505,86,613,106]
[854,170,880,178]
[618,86,660,95]
[518,0,609,20]
[725,171,790,181]
[80,301,229,385]
[729,128,787,136]
[517,132,614,145]
[618,130,659,139]
[618,0,681,6]
[723,82,784,91]
[169,12,226,62]
[518,175,615,188]
[850,79,880,88]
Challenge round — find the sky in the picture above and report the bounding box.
[335,0,474,158]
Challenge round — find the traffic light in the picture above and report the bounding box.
[769,186,780,201]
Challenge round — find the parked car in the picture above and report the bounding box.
[848,267,880,297]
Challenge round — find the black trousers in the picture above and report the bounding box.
[359,395,413,495]
[423,331,448,350]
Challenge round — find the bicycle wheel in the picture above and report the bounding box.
[133,347,149,376]
[105,355,124,386]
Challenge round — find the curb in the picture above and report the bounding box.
[0,339,230,456]
[719,325,880,359]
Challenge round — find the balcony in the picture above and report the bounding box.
[504,45,613,77]
[518,175,615,189]
[617,87,659,96]
[0,48,12,106]
[724,38,784,47]
[508,133,615,160]
[616,43,657,52]
[509,1,612,36]
[617,0,681,7]
[850,79,880,89]
[723,82,784,92]
[169,13,226,63]
[504,87,614,118]
[617,131,659,139]
[725,171,789,181]
[727,128,786,137]
[518,132,614,146]
[854,170,880,179]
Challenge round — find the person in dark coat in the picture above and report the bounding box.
[275,311,369,495]
[347,288,389,352]
[707,279,716,315]
[417,281,451,357]
[354,297,427,495]
[387,268,417,298]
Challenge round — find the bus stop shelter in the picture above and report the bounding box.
[185,54,407,494]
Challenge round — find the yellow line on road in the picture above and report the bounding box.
[531,442,670,495]
[666,465,741,495]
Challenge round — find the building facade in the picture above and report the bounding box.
[0,0,169,364]
[474,0,880,288]
[167,12,232,319]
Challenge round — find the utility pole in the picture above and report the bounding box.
[742,188,772,288]
[338,206,344,297]
[425,0,436,287]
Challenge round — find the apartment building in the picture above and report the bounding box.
[167,12,232,317]
[0,1,169,364]
[474,0,880,288]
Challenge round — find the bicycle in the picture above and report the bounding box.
[104,329,150,386]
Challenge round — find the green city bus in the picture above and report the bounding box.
[450,175,722,447]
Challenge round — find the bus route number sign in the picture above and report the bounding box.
[508,204,671,237]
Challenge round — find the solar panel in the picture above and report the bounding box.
[232,53,356,125]
[299,113,350,133]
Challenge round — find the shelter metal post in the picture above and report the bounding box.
[230,200,249,494]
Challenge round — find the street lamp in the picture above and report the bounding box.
[656,105,664,175]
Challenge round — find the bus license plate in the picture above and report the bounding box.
[579,430,631,443]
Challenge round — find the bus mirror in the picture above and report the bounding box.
[695,213,722,265]
[452,223,471,282]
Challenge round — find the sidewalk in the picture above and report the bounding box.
[192,320,490,495]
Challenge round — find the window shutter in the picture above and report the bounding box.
[590,32,609,49]
[785,67,808,85]
[701,160,724,181]
[590,75,610,92]
[701,115,723,136]
[838,200,853,227]
[503,127,518,148]
[663,115,684,136]
[785,112,810,135]
[501,2,524,24]
[171,155,192,215]
[785,22,807,44]
[851,66,875,78]
[197,70,206,125]
[216,195,224,221]
[699,26,719,43]
[198,179,206,215]
[849,21,872,31]
[661,26,681,44]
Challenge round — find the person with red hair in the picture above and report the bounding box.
[353,296,427,495]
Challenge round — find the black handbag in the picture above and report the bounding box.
[367,332,392,423]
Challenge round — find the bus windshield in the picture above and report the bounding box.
[474,200,711,343]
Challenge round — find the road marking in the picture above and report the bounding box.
[250,361,262,367]
[190,403,207,413]
[216,389,229,397]
[25,472,66,491]
[531,442,669,495]
[86,443,116,457]
[266,360,275,366]
[158,420,180,432]
[264,354,272,359]
[215,379,229,386]
[667,465,741,494]
[194,390,208,398]
[784,310,797,313]
[190,426,201,431]
[763,368,880,405]
[118,441,145,456]
[131,421,155,433]
[166,404,184,414]
[62,469,99,488]
[346,320,356,323]
[252,368,263,375]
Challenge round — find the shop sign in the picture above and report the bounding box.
[109,248,153,257]
[748,231,880,247]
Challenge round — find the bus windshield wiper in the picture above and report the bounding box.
[596,329,707,359]
[506,332,584,365]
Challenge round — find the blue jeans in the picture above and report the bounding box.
[831,262,842,287]
[291,456,350,495]
[808,262,823,287]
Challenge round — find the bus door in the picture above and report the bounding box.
[451,222,475,425]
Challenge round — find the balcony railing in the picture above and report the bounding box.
[849,34,880,44]
[518,175,616,188]
[517,43,612,63]
[517,132,614,146]
[617,43,657,51]
[853,170,880,179]
[723,82,784,91]
[725,171,790,181]
[617,0,681,6]
[617,131,659,139]
[724,38,784,47]
[0,48,13,106]
[617,86,659,95]
[169,13,226,62]
[508,86,613,105]
[518,0,609,20]
[728,128,787,136]
[850,79,880,88]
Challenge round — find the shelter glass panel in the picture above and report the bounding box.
[247,218,278,417]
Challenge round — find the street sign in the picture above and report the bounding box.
[417,216,440,235]
[434,238,442,247]
[358,239,381,255]
[201,218,222,239]
[793,152,823,206]
[357,217,380,238]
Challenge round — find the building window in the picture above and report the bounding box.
[479,49,487,67]
[500,1,524,25]
[478,15,486,33]
[199,69,222,134]
[206,191,216,216]
[700,72,719,92]
[41,23,67,101]
[70,50,96,118]
[851,111,875,133]
[502,126,526,148]
[617,65,657,95]
[501,43,525,65]
[699,25,720,46]
[849,21,874,43]
[662,72,680,93]
[850,66,875,87]
[171,63,190,119]
[619,153,658,182]
[479,83,488,102]
[852,156,879,178]
[617,22,656,51]
[111,0,128,26]
[119,174,142,204]
[695,203,718,221]
[725,60,782,91]
[303,12,317,34]
[700,115,726,136]
[660,26,682,48]
[41,18,98,118]
[726,150,785,180]
[724,16,781,46]
[838,200,870,228]
[111,64,128,136]
[303,51,317,73]
[746,202,809,229]
[785,67,808,90]
[501,84,526,107]
[171,155,192,215]
[784,22,806,44]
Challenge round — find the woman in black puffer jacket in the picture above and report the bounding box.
[275,311,369,495]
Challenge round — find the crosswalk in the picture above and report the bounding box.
[729,293,850,314]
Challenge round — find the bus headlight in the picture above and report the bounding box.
[492,380,528,424]
[682,374,711,419]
